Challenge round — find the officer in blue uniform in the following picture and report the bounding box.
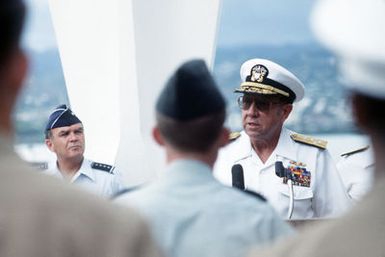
[44,104,124,198]
[115,59,293,257]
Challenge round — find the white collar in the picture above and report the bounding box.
[48,158,95,182]
[70,158,95,182]
[236,127,297,164]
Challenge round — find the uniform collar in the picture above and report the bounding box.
[48,158,95,182]
[71,158,95,182]
[273,127,297,161]
[232,131,254,162]
[46,161,63,177]
[162,159,214,184]
[238,127,297,165]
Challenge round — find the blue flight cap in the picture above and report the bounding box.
[45,104,82,132]
[156,59,226,121]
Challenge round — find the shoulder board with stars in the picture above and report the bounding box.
[91,162,114,173]
[290,133,327,150]
[341,145,370,157]
[229,131,241,141]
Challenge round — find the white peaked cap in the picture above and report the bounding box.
[237,58,305,103]
[312,0,385,99]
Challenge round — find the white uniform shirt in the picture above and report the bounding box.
[214,128,351,219]
[248,176,385,257]
[337,146,375,201]
[44,158,124,198]
[116,159,293,257]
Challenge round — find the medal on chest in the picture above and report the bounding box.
[282,161,311,187]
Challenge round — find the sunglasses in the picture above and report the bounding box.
[237,95,281,112]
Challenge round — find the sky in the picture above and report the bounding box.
[22,0,57,52]
[217,0,316,47]
[23,0,317,51]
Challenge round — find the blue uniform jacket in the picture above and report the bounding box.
[116,159,293,257]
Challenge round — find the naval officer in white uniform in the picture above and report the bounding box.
[248,0,385,256]
[116,59,294,257]
[44,105,124,198]
[337,145,375,202]
[214,58,351,219]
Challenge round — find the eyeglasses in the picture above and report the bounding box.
[237,95,280,112]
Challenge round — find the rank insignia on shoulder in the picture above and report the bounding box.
[341,145,370,157]
[283,161,311,187]
[91,162,114,173]
[290,133,327,150]
[229,131,241,141]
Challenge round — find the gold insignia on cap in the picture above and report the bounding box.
[237,82,290,97]
[290,133,327,149]
[229,131,241,141]
[250,64,268,82]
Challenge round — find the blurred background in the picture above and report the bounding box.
[14,0,362,163]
